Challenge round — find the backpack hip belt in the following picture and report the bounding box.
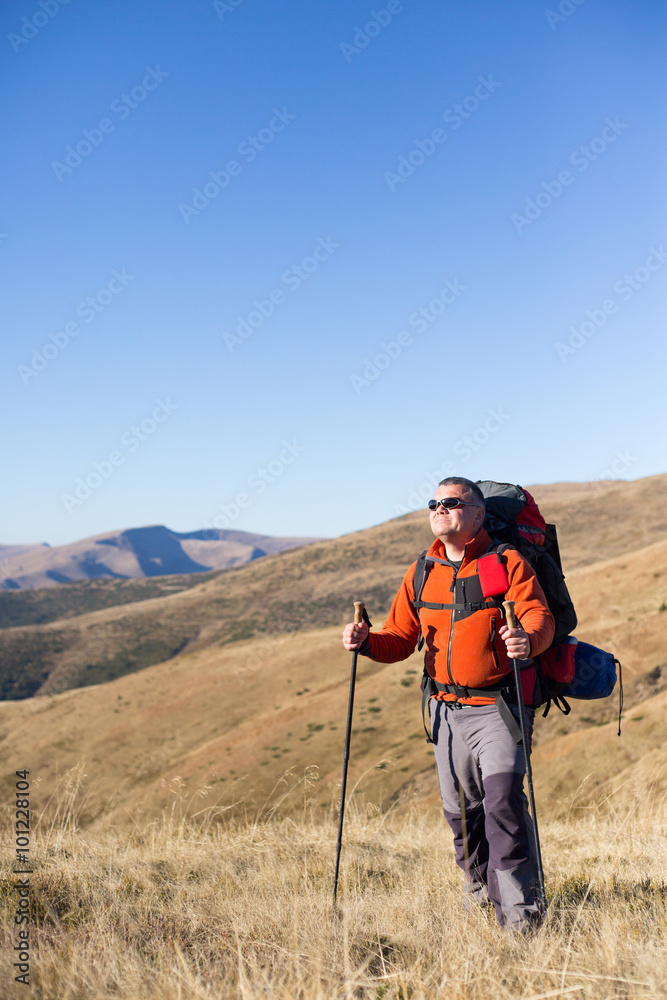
[420,671,525,746]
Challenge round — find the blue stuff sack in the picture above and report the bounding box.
[562,641,618,700]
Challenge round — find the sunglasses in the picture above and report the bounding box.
[427,497,480,511]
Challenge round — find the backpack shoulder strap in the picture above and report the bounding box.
[413,550,429,605]
[413,550,429,651]
[489,541,514,556]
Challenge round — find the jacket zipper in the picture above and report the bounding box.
[490,615,501,671]
[446,568,458,686]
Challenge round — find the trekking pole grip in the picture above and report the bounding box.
[503,600,517,629]
[354,601,365,624]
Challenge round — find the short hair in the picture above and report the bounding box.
[437,476,486,510]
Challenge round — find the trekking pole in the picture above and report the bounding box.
[333,600,365,911]
[503,600,547,913]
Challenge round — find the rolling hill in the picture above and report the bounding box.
[0,511,434,698]
[0,474,665,828]
[1,475,665,701]
[0,617,663,832]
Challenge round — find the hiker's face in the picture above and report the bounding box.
[429,485,485,544]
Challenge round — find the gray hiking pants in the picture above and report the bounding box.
[429,698,541,931]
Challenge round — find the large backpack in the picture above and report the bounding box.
[476,480,577,644]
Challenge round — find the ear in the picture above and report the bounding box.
[474,506,485,529]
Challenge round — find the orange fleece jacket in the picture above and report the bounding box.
[364,528,555,705]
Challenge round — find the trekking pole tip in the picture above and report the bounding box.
[353,601,365,624]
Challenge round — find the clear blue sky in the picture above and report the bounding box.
[2,0,665,546]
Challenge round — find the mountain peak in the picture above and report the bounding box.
[0,525,320,590]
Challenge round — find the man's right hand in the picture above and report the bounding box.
[342,622,369,651]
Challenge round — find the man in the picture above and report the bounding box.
[342,476,554,932]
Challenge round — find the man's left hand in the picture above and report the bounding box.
[498,624,531,659]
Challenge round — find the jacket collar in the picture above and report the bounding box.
[428,527,492,569]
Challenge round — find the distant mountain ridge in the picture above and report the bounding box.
[0,525,319,590]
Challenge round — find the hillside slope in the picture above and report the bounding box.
[1,473,665,829]
[0,514,434,698]
[1,474,665,700]
[529,473,667,568]
[0,568,224,630]
[1,617,664,831]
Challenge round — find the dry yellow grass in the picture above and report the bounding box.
[1,764,666,999]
